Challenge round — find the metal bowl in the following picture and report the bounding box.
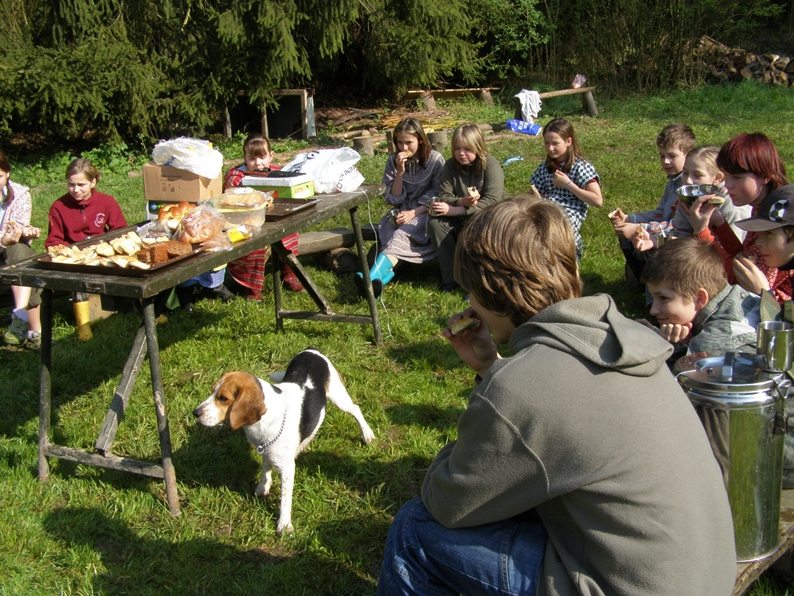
[675,184,721,206]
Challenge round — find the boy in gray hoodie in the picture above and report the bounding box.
[378,199,736,596]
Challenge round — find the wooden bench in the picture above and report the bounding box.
[513,86,599,118]
[734,488,794,594]
[297,223,378,256]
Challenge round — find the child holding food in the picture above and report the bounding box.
[639,236,759,367]
[428,123,506,292]
[732,184,794,294]
[0,149,43,349]
[609,124,693,286]
[353,118,445,299]
[685,133,792,304]
[223,133,303,300]
[46,158,127,340]
[632,145,751,251]
[530,118,602,260]
[733,183,794,490]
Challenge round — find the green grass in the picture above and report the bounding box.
[3,80,794,594]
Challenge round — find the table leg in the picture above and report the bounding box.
[142,298,180,516]
[350,207,383,346]
[275,244,332,313]
[272,246,284,332]
[38,289,53,482]
[95,325,148,454]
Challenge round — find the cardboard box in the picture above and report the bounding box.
[241,173,315,199]
[143,162,222,203]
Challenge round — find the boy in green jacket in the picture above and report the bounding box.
[378,198,736,596]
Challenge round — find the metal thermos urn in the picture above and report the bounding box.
[677,350,790,562]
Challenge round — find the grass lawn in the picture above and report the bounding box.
[2,80,794,594]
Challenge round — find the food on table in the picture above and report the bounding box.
[218,188,272,208]
[177,206,226,244]
[45,229,192,270]
[158,201,192,231]
[165,240,192,259]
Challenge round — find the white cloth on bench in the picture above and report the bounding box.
[514,90,542,122]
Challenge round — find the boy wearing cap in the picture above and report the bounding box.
[733,184,794,293]
[640,236,759,365]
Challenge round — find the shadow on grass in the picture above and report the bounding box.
[43,506,381,595]
[0,302,224,439]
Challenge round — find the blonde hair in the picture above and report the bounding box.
[66,158,100,183]
[454,198,582,326]
[243,134,272,159]
[686,145,721,178]
[641,237,726,302]
[656,124,696,154]
[451,124,487,175]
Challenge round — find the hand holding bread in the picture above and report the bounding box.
[443,308,501,378]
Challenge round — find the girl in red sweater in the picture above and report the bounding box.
[46,158,128,340]
[686,133,791,303]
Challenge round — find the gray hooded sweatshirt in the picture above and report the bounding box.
[422,294,736,596]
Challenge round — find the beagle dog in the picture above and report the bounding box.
[194,348,375,536]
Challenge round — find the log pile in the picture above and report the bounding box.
[695,36,794,86]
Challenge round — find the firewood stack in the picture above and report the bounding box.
[694,36,794,86]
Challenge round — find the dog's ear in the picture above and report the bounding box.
[227,374,266,431]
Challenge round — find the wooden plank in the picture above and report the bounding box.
[404,87,500,100]
[537,86,597,99]
[733,489,794,594]
[43,444,165,478]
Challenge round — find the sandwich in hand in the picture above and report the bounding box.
[450,317,481,335]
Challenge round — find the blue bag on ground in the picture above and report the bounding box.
[506,120,542,136]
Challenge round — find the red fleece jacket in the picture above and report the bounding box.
[46,191,127,248]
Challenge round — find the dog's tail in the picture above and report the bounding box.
[269,371,286,383]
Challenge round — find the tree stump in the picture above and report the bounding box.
[475,89,495,106]
[419,90,436,111]
[582,91,599,117]
[353,134,374,157]
[428,130,448,152]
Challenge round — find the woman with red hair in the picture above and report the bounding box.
[687,132,792,303]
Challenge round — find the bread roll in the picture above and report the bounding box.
[158,201,191,221]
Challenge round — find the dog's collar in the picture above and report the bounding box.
[256,411,287,454]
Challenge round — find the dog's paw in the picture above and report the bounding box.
[255,483,271,498]
[360,423,376,445]
[276,519,294,536]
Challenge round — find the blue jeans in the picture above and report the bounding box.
[378,498,547,596]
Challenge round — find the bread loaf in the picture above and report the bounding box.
[176,207,225,244]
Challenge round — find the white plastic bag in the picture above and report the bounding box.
[283,147,365,194]
[152,137,224,180]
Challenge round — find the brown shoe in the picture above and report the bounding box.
[281,265,304,292]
